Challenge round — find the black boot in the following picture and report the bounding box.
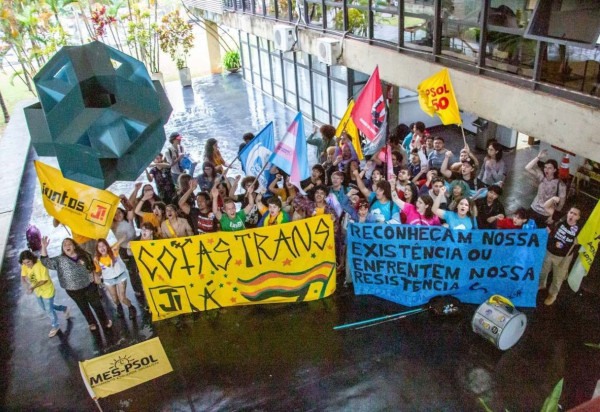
[116,304,125,318]
[128,305,137,320]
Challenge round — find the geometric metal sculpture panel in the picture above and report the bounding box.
[25,41,172,189]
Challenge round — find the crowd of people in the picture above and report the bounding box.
[20,125,586,339]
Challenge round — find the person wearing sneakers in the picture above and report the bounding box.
[20,250,70,337]
[539,206,582,306]
[93,239,137,320]
[40,237,112,332]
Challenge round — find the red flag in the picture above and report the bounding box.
[351,66,386,142]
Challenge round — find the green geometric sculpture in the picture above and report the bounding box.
[25,41,172,189]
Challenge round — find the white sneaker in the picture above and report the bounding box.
[48,328,59,338]
[64,307,71,320]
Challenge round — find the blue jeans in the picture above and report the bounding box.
[36,295,66,329]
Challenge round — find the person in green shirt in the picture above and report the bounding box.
[212,185,257,232]
[20,250,70,338]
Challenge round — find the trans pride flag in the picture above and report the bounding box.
[269,112,310,188]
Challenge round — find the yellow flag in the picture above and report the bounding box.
[336,100,364,160]
[130,215,337,321]
[577,200,600,272]
[417,68,462,125]
[34,161,120,239]
[79,337,173,399]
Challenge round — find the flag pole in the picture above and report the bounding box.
[93,398,104,412]
[333,308,427,330]
[459,124,467,147]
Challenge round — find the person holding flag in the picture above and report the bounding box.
[307,124,338,163]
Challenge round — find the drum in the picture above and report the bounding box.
[472,295,527,350]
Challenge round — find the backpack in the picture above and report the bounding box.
[26,224,42,251]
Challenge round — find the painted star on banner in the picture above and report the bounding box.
[283,258,292,266]
[207,238,214,244]
[235,259,242,266]
[311,253,316,258]
[231,297,237,303]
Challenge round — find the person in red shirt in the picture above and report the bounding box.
[496,208,529,229]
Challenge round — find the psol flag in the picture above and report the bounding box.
[417,68,462,125]
[568,200,600,291]
[34,161,120,239]
[351,66,386,141]
[79,337,173,399]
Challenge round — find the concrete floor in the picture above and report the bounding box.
[1,74,599,411]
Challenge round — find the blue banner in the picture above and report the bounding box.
[347,225,548,307]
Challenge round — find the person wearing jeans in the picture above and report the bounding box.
[19,250,70,337]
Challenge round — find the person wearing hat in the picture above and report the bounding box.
[475,184,506,229]
[165,132,196,185]
[441,150,485,192]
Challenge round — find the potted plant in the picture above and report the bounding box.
[222,50,241,73]
[158,10,195,87]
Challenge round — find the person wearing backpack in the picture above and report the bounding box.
[20,250,70,338]
[166,132,197,184]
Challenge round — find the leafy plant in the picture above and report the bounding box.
[125,2,160,73]
[222,50,241,70]
[334,8,367,37]
[158,10,194,70]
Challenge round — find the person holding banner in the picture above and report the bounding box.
[94,239,137,320]
[161,204,194,238]
[40,237,112,332]
[389,176,441,226]
[257,197,290,227]
[111,207,143,299]
[432,186,477,230]
[353,170,399,223]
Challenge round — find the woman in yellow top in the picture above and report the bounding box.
[20,250,70,337]
[94,238,137,319]
[135,190,166,238]
[161,204,194,238]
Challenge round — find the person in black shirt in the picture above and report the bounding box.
[475,185,505,229]
[539,206,582,306]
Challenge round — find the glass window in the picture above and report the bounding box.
[440,0,481,63]
[485,2,536,77]
[283,58,296,93]
[540,42,600,96]
[373,4,400,45]
[297,65,311,101]
[332,80,349,120]
[271,52,283,87]
[403,1,434,51]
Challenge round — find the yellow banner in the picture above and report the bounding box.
[79,337,173,399]
[577,200,600,273]
[34,161,120,239]
[417,68,462,125]
[130,216,337,321]
[336,100,364,160]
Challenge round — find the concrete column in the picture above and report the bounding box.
[205,21,222,74]
[387,84,399,129]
